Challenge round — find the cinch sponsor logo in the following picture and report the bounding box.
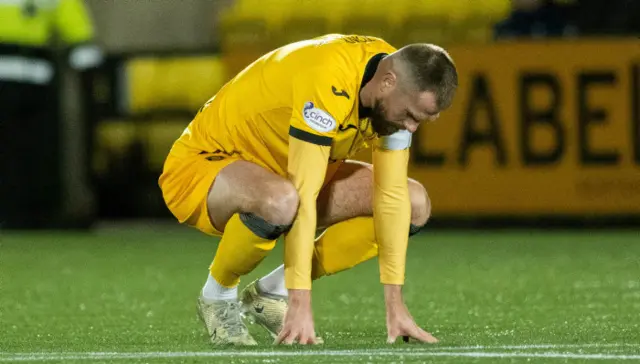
[302,102,336,132]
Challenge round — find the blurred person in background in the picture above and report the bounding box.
[0,0,102,229]
[572,0,640,35]
[494,0,576,39]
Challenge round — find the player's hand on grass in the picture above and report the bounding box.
[384,284,438,344]
[275,289,320,345]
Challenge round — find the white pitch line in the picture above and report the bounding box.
[429,352,640,360]
[4,342,637,356]
[2,348,640,362]
[431,343,640,350]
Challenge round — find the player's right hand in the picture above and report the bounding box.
[274,289,320,345]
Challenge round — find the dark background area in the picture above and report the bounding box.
[1,0,639,230]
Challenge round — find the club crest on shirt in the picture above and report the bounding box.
[302,102,336,133]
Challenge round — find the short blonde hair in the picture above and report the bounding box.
[393,44,458,109]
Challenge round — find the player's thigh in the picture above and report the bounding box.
[207,160,299,232]
[317,160,373,228]
[316,160,431,229]
[160,153,297,235]
[159,152,237,236]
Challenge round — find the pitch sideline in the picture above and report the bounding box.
[2,343,640,362]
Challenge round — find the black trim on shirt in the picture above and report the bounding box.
[289,126,333,146]
[358,52,387,119]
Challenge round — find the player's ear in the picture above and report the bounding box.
[380,71,397,94]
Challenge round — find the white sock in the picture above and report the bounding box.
[201,274,238,302]
[258,264,288,297]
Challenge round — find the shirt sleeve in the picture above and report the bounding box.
[287,65,352,146]
[372,130,413,285]
[284,67,352,290]
[285,138,330,290]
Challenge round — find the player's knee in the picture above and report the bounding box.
[241,181,298,240]
[409,179,430,227]
[259,180,300,226]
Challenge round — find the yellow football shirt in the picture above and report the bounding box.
[170,34,412,289]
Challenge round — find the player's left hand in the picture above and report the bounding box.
[384,284,439,344]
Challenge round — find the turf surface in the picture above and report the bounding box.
[1,226,639,363]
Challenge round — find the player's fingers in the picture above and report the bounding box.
[274,328,291,345]
[419,328,439,343]
[386,332,398,344]
[412,327,439,344]
[282,331,299,345]
[299,334,315,345]
[308,333,319,345]
[299,329,318,345]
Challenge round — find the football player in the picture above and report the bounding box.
[159,34,458,345]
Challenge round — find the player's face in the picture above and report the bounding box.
[371,87,440,136]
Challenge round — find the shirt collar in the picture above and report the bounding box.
[358,52,387,119]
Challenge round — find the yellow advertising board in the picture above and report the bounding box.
[408,40,639,215]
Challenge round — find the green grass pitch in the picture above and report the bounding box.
[1,226,639,363]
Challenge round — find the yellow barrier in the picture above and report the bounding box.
[126,56,226,113]
[217,0,511,74]
[409,40,640,215]
[94,118,189,175]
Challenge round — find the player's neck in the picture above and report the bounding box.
[359,53,386,112]
[359,84,374,109]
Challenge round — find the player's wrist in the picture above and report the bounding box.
[288,288,312,306]
[383,284,403,306]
